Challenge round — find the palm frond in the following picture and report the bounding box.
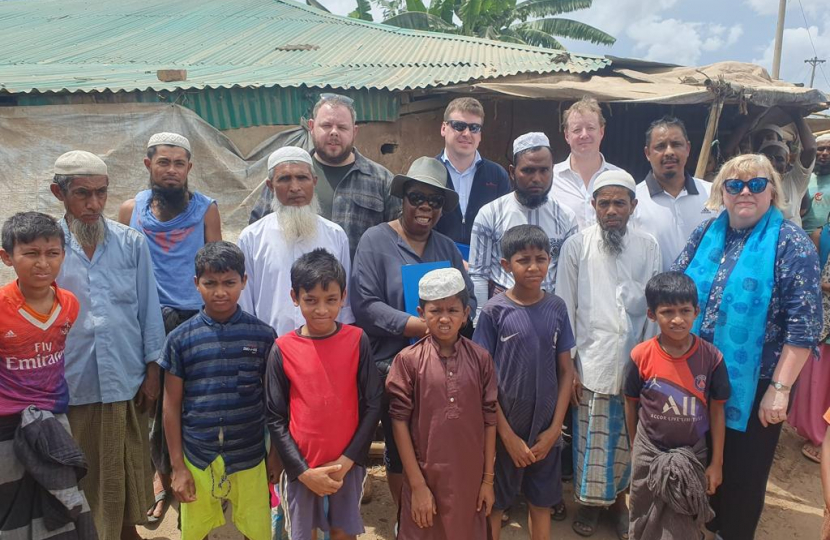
[513,25,564,48]
[405,0,428,12]
[306,0,332,12]
[348,0,374,21]
[516,17,615,44]
[514,0,591,19]
[383,11,457,30]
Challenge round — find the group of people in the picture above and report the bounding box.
[0,91,827,540]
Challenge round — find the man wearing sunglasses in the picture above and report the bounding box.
[631,116,715,271]
[434,98,511,249]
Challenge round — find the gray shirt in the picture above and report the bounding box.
[350,222,476,372]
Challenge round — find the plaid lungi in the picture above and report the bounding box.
[67,400,153,539]
[572,388,631,506]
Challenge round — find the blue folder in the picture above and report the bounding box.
[401,260,451,316]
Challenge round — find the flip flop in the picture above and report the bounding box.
[616,507,630,540]
[572,505,601,537]
[552,501,567,521]
[146,490,167,524]
[802,443,822,464]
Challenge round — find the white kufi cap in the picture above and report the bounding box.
[419,268,466,302]
[513,132,550,156]
[593,169,636,194]
[54,150,108,176]
[268,147,314,171]
[147,132,191,152]
[816,133,830,144]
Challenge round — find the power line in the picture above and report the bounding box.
[805,57,826,87]
[795,0,830,88]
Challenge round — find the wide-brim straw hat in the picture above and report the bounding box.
[390,157,459,214]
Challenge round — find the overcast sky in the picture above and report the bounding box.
[319,0,830,94]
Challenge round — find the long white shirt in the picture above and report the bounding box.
[782,156,815,227]
[469,192,577,321]
[555,224,661,395]
[552,154,621,231]
[237,213,354,336]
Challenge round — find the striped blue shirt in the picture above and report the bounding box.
[159,307,276,473]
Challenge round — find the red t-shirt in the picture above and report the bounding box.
[624,336,730,450]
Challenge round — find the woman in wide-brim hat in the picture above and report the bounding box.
[349,156,475,507]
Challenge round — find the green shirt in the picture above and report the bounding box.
[802,172,830,233]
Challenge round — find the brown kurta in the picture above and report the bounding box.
[387,335,498,540]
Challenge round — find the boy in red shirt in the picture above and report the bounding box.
[624,272,730,540]
[265,248,382,540]
[0,212,92,537]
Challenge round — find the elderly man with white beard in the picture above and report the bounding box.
[238,147,353,336]
[51,150,166,540]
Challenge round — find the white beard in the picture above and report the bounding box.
[69,216,106,248]
[270,195,321,242]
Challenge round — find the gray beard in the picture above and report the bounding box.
[270,195,321,242]
[69,217,105,248]
[599,226,625,256]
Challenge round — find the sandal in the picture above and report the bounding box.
[500,507,510,527]
[616,507,630,540]
[146,490,167,524]
[802,442,822,464]
[552,501,567,521]
[572,505,600,537]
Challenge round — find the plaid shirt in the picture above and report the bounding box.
[249,149,401,259]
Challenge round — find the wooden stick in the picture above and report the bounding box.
[695,97,725,179]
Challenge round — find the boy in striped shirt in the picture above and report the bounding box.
[161,241,276,540]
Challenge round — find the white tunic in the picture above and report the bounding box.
[552,154,622,231]
[555,225,661,395]
[237,213,354,336]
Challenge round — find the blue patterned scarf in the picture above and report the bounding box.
[685,207,782,432]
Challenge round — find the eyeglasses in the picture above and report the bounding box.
[723,177,769,195]
[319,93,355,106]
[405,191,445,210]
[446,120,482,134]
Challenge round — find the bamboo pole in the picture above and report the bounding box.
[695,97,725,179]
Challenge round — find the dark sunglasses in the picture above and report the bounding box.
[723,177,769,195]
[446,120,482,134]
[405,191,445,210]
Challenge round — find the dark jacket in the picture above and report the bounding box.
[434,155,511,246]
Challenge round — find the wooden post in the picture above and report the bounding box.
[695,97,725,179]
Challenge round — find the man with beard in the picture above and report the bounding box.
[469,132,577,322]
[631,116,714,271]
[238,147,353,336]
[51,150,166,540]
[555,170,660,539]
[249,94,400,259]
[118,132,222,522]
[552,97,622,231]
[802,133,830,232]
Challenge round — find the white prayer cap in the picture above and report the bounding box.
[267,147,314,172]
[593,169,636,195]
[419,268,466,302]
[513,132,550,157]
[816,133,830,144]
[54,150,108,177]
[147,132,191,153]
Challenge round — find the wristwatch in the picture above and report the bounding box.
[770,380,791,392]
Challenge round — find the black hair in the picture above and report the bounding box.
[645,115,689,147]
[419,287,470,311]
[147,145,192,161]
[645,271,699,312]
[500,224,550,262]
[290,248,347,296]
[194,241,246,279]
[512,145,553,166]
[1,212,65,253]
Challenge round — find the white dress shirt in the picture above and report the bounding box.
[555,224,661,395]
[237,213,354,336]
[631,172,715,271]
[552,154,622,231]
[440,150,482,216]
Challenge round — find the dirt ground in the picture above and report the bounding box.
[140,425,825,540]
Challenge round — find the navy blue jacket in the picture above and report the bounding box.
[435,156,511,246]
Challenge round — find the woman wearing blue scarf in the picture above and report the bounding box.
[673,153,821,540]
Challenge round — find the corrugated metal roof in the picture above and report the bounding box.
[0,0,609,94]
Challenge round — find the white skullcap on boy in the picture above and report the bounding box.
[419,268,465,302]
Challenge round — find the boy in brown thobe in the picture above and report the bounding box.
[387,268,498,540]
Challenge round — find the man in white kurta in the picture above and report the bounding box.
[237,147,353,336]
[555,170,660,534]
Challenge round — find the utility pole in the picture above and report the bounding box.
[772,0,786,79]
[805,57,826,87]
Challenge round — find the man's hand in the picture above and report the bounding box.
[571,371,583,407]
[502,431,536,468]
[705,463,723,495]
[319,455,354,483]
[135,363,160,414]
[410,483,438,528]
[266,449,283,485]
[530,426,560,461]
[298,465,344,497]
[477,482,495,516]
[171,466,197,503]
